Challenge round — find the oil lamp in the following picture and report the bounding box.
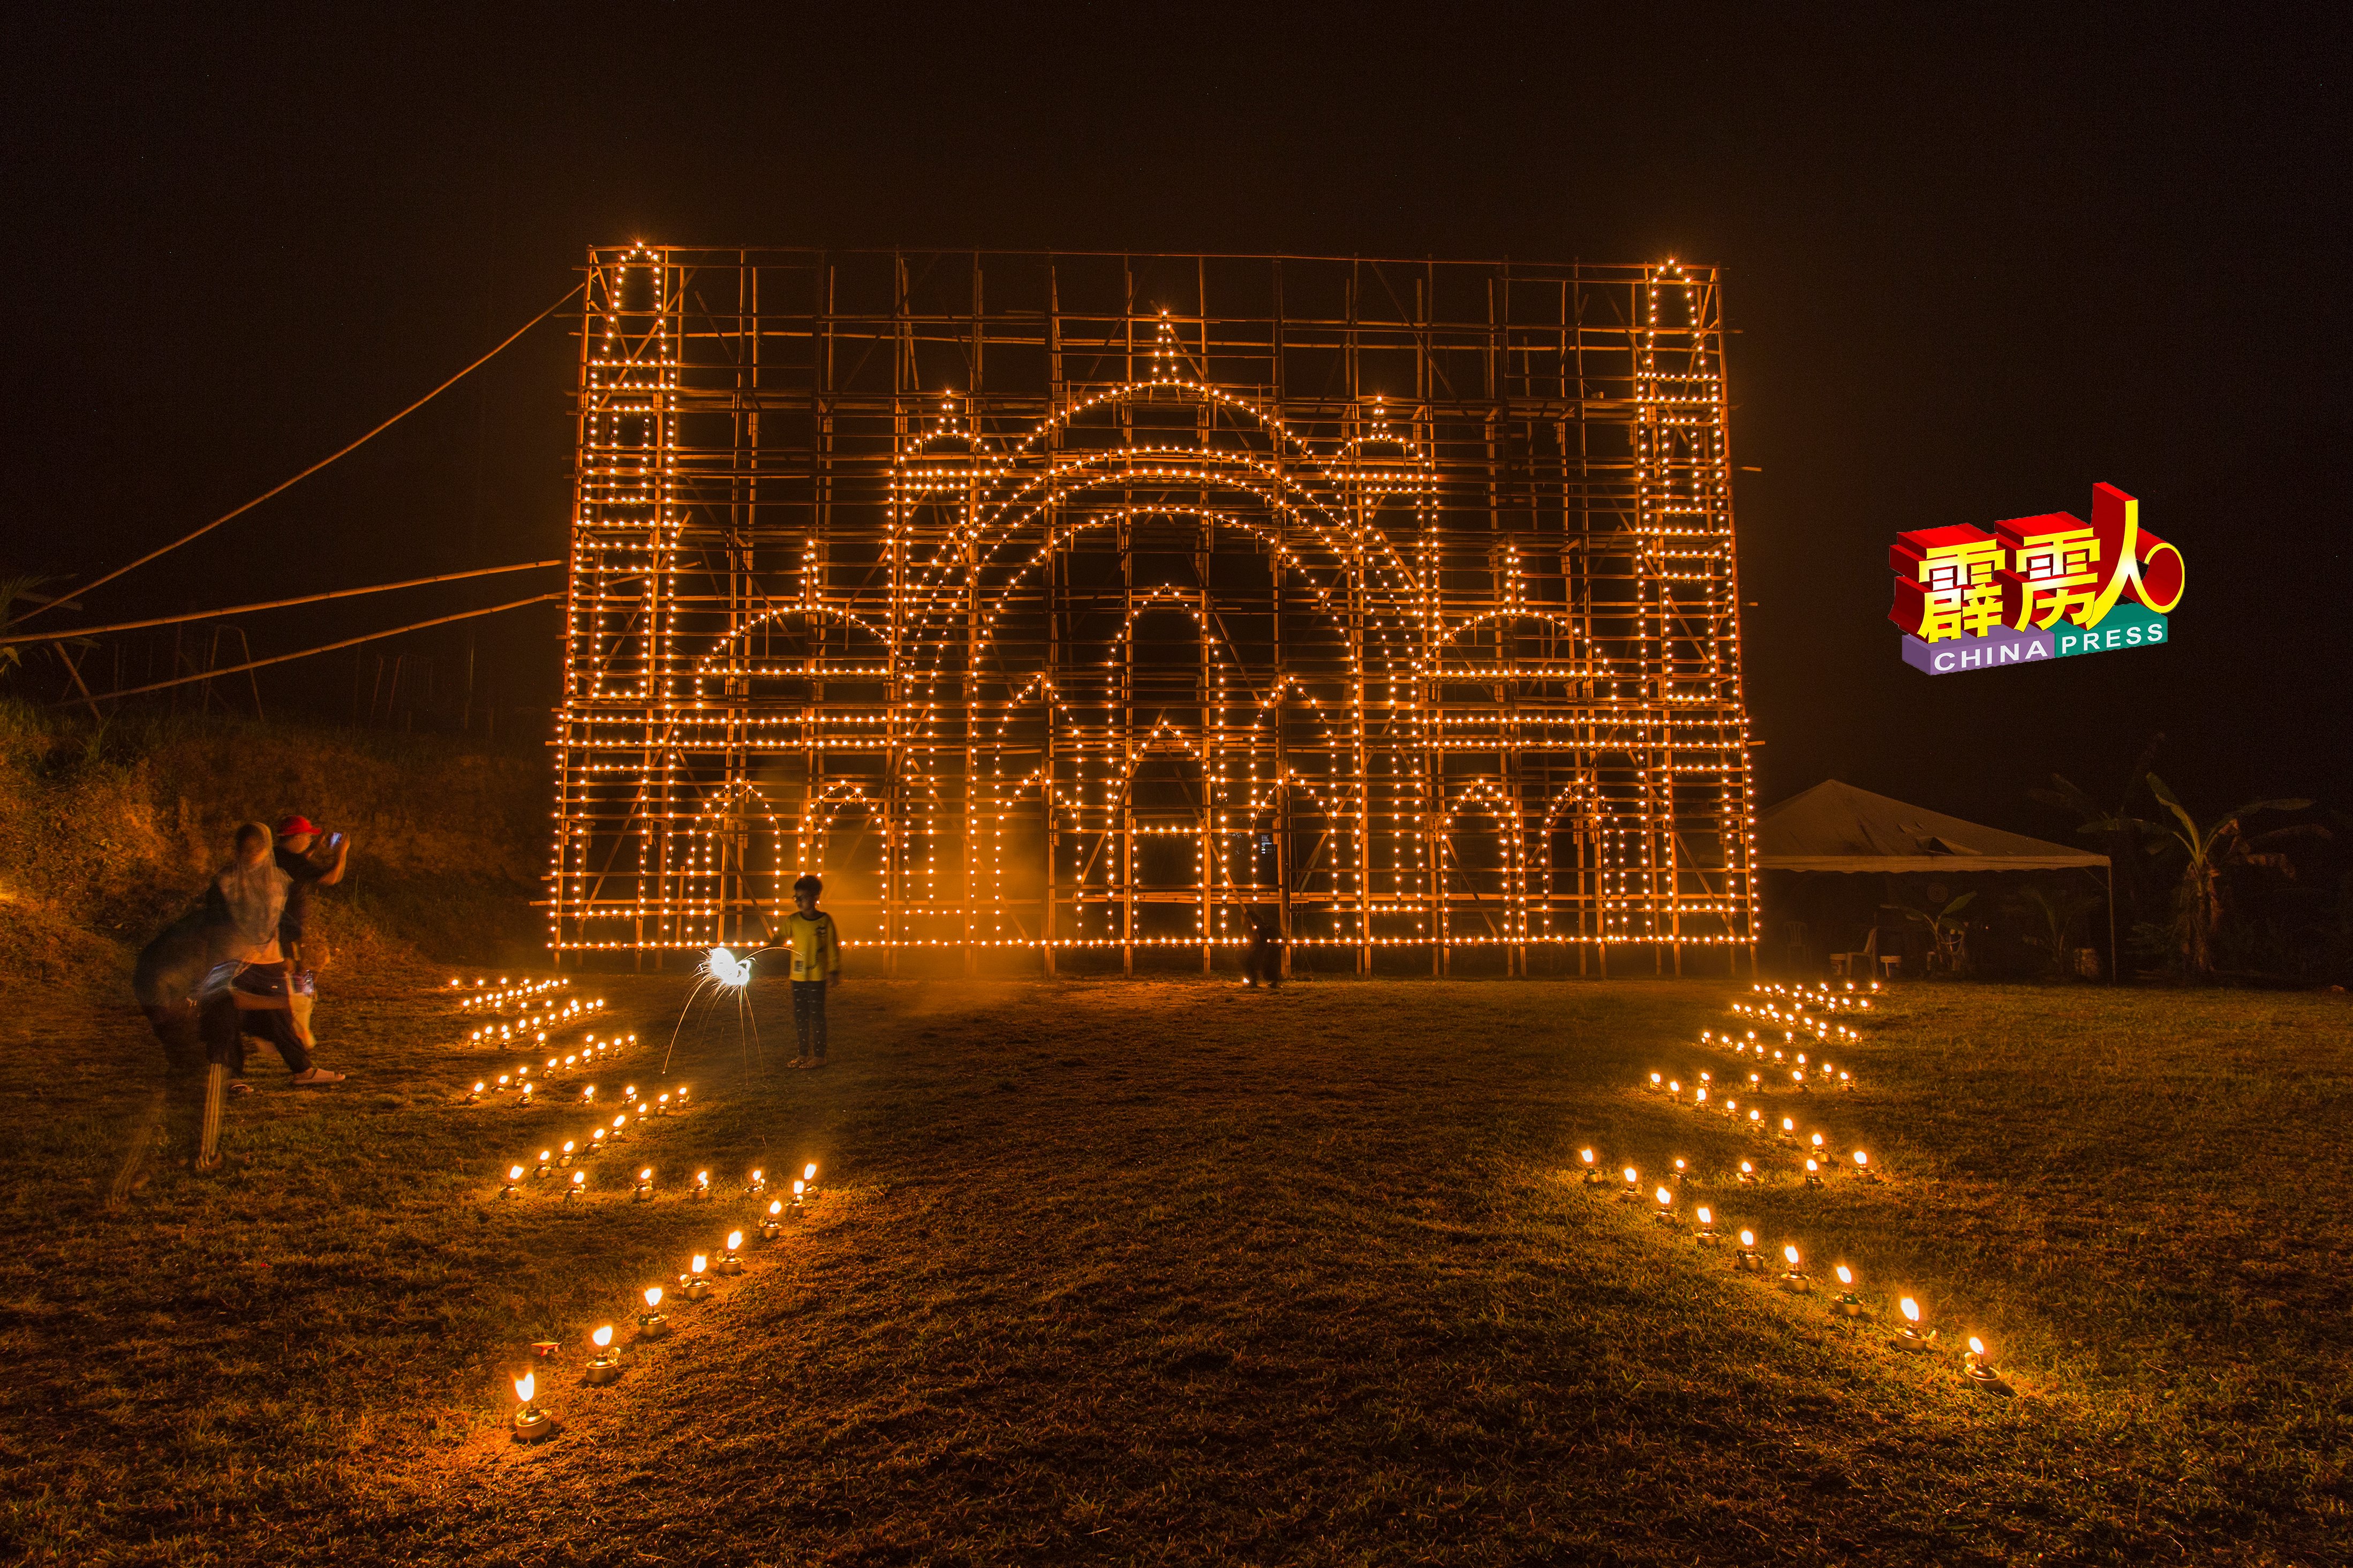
[1736,1160,1756,1184]
[1777,1117,1796,1143]
[802,1162,818,1193]
[534,1149,553,1178]
[692,1170,711,1201]
[1894,1296,1932,1351]
[624,1085,638,1103]
[1692,1087,1709,1110]
[589,1128,606,1156]
[1617,1166,1640,1203]
[467,1082,484,1104]
[637,1286,670,1339]
[610,1113,627,1141]
[1831,1265,1864,1317]
[1778,1244,1811,1293]
[1652,1186,1676,1225]
[1671,1157,1688,1186]
[1809,1132,1827,1160]
[654,1093,671,1117]
[1964,1336,2013,1394]
[678,1255,710,1301]
[633,1168,653,1202]
[1837,1071,1853,1091]
[1747,1109,1763,1130]
[717,1231,744,1275]
[1579,1148,1605,1186]
[676,1086,690,1107]
[582,1325,623,1384]
[497,1074,511,1090]
[1851,1150,1877,1183]
[747,1167,767,1195]
[565,1170,586,1201]
[518,1082,534,1107]
[1667,1080,1680,1097]
[790,1178,806,1218]
[1804,1158,1823,1189]
[559,1140,576,1169]
[1694,1206,1719,1246]
[511,1371,552,1441]
[1647,1072,1663,1092]
[760,1198,785,1240]
[581,1085,597,1104]
[1733,1229,1764,1271]
[500,1164,524,1199]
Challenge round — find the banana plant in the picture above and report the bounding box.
[2144,774,2328,977]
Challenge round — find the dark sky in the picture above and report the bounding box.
[6,5,2346,834]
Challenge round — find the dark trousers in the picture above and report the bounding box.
[1243,937,1283,989]
[198,961,313,1077]
[791,980,829,1060]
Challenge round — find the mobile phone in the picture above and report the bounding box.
[327,831,345,851]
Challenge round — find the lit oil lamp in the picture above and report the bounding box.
[802,1162,818,1193]
[1617,1165,1640,1203]
[534,1149,553,1179]
[1851,1150,1877,1183]
[623,1085,639,1104]
[1837,1070,1853,1090]
[1667,1080,1680,1097]
[559,1140,576,1169]
[790,1178,806,1219]
[1652,1186,1677,1225]
[676,1086,690,1107]
[1804,1157,1823,1189]
[496,1073,511,1090]
[692,1170,711,1201]
[467,1081,484,1105]
[518,1081,534,1107]
[583,1325,622,1383]
[610,1113,627,1141]
[633,1167,653,1202]
[566,1170,586,1202]
[581,1085,597,1105]
[1809,1132,1827,1160]
[1692,1087,1709,1110]
[637,1286,670,1339]
[1647,1071,1663,1092]
[1777,1117,1796,1144]
[717,1231,744,1276]
[654,1093,671,1117]
[589,1128,606,1156]
[1894,1296,1933,1351]
[1831,1264,1864,1317]
[1778,1244,1811,1293]
[747,1167,767,1196]
[678,1255,711,1301]
[500,1164,524,1200]
[1747,1108,1763,1131]
[1579,1148,1605,1186]
[1733,1229,1765,1271]
[511,1370,552,1441]
[1964,1336,2013,1394]
[760,1198,785,1240]
[1736,1159,1756,1184]
[1671,1157,1688,1187]
[1694,1205,1719,1246]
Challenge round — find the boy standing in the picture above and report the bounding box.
[783,874,841,1069]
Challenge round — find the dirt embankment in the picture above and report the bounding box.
[0,702,548,999]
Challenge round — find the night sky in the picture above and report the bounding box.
[7,6,2346,834]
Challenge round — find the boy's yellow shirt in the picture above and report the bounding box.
[782,909,840,981]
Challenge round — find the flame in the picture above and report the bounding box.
[473,1082,485,1093]
[697,1171,710,1186]
[1969,1336,1986,1357]
[1580,1148,1595,1164]
[1854,1150,1869,1166]
[1654,1187,1672,1206]
[1900,1296,1920,1323]
[727,1231,743,1251]
[507,1165,524,1180]
[752,1169,764,1182]
[639,1168,653,1182]
[563,1141,575,1155]
[768,1199,783,1216]
[1783,1245,1801,1266]
[515,1372,534,1404]
[1835,1265,1853,1286]
[1696,1207,1712,1224]
[539,1150,551,1163]
[645,1286,663,1308]
[706,946,755,987]
[1739,1161,1753,1173]
[571,1171,585,1186]
[1621,1167,1637,1185]
[1739,1230,1755,1248]
[691,1255,707,1275]
[592,1325,613,1349]
[794,1179,805,1195]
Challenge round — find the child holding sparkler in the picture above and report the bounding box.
[783,874,841,1069]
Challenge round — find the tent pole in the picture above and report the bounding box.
[2106,861,2118,985]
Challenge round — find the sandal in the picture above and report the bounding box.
[229,1081,255,1096]
[290,1068,346,1087]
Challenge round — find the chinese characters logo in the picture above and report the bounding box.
[1891,484,2185,675]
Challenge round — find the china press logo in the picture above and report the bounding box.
[1890,484,2185,675]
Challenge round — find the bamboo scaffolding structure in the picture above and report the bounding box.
[550,249,1758,975]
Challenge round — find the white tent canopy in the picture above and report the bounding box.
[1757,779,2109,873]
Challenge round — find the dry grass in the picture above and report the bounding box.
[2,970,2349,1565]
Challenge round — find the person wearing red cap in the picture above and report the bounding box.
[273,816,350,1051]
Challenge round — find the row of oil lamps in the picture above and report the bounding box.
[462,1033,644,1108]
[451,975,571,1011]
[493,1084,695,1198]
[1578,1149,2010,1395]
[510,1164,823,1441]
[463,999,608,1046]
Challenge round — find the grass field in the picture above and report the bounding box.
[2,966,2349,1565]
